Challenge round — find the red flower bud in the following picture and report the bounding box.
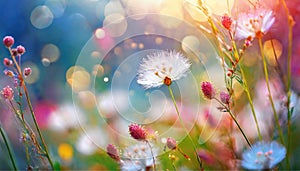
[3,36,14,48]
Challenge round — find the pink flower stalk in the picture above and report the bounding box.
[235,9,275,40]
[16,45,26,55]
[106,144,120,162]
[221,14,233,30]
[128,123,147,141]
[3,36,14,48]
[166,137,177,150]
[24,67,32,77]
[201,82,215,99]
[220,91,230,104]
[1,86,14,100]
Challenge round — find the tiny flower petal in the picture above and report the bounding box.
[129,123,147,141]
[137,50,191,89]
[3,36,14,48]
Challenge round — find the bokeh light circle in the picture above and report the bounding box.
[30,5,54,29]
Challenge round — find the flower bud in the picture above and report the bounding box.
[106,144,120,162]
[220,91,230,104]
[221,15,233,30]
[16,45,26,55]
[3,58,13,66]
[4,69,15,77]
[129,123,147,141]
[3,36,14,48]
[166,137,177,150]
[1,85,14,100]
[24,67,32,77]
[201,82,215,99]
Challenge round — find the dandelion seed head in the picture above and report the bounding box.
[137,50,191,89]
[241,141,286,170]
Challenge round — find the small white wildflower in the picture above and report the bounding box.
[122,142,158,170]
[235,9,275,40]
[137,50,191,89]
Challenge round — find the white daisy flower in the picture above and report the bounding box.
[137,50,191,89]
[235,9,275,40]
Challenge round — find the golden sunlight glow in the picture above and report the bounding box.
[263,39,282,66]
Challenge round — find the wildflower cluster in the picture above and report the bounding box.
[0,36,54,170]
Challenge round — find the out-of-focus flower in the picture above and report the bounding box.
[123,142,157,170]
[120,160,143,171]
[1,85,14,100]
[166,137,177,150]
[235,9,275,40]
[201,82,216,99]
[241,141,286,170]
[16,45,26,55]
[47,103,85,132]
[129,123,147,141]
[3,36,14,48]
[197,149,216,165]
[75,128,108,155]
[137,50,191,89]
[220,91,230,104]
[106,144,120,162]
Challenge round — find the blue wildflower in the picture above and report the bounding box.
[241,141,286,170]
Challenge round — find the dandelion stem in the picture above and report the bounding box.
[146,141,156,171]
[214,98,252,147]
[0,126,18,170]
[258,39,285,145]
[280,0,294,168]
[9,49,55,170]
[167,86,203,170]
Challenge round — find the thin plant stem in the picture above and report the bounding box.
[167,86,203,170]
[213,98,252,147]
[231,41,262,140]
[0,126,18,170]
[8,48,55,170]
[146,141,156,171]
[280,0,294,169]
[258,39,285,145]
